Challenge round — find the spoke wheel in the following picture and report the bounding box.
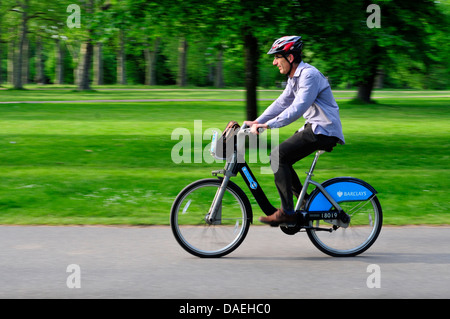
[171,179,251,258]
[306,195,382,257]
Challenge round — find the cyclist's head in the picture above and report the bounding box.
[268,35,303,64]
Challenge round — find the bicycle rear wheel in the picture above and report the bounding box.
[306,187,382,257]
[170,178,252,258]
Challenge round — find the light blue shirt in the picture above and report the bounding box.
[256,61,345,144]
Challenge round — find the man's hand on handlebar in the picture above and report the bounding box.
[243,121,268,135]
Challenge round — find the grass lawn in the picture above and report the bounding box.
[0,87,448,225]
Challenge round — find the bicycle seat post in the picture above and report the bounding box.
[308,150,324,176]
[294,150,325,212]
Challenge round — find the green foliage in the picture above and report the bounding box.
[0,0,448,89]
[290,0,449,90]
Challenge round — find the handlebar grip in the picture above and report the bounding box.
[239,125,265,134]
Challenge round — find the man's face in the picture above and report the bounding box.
[272,54,292,75]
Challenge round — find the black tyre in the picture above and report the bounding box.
[170,179,252,258]
[306,180,383,257]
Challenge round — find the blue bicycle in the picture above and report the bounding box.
[170,123,382,258]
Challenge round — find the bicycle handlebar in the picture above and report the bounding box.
[235,125,264,161]
[239,124,264,135]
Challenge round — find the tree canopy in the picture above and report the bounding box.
[1,0,448,111]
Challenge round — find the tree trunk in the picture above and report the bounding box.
[67,42,80,85]
[144,37,159,86]
[8,34,15,85]
[374,68,384,89]
[77,40,93,90]
[74,54,80,86]
[0,0,2,85]
[35,35,45,84]
[94,42,103,85]
[0,37,3,85]
[55,38,64,85]
[356,45,381,103]
[177,37,188,87]
[117,29,126,85]
[243,28,259,120]
[22,35,29,85]
[77,0,94,90]
[357,79,375,103]
[14,0,29,89]
[215,45,224,88]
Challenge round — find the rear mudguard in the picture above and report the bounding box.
[307,177,378,211]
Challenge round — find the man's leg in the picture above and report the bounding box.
[270,126,317,214]
[260,124,338,225]
[290,165,302,199]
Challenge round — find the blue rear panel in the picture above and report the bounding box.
[308,181,375,211]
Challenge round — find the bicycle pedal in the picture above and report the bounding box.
[268,222,295,227]
[279,222,297,228]
[280,224,302,235]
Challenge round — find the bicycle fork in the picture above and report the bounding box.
[206,154,237,225]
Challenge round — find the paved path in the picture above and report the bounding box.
[0,225,449,299]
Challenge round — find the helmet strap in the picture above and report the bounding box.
[283,54,294,77]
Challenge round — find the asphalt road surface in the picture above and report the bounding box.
[0,225,449,299]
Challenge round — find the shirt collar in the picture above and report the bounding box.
[292,61,307,78]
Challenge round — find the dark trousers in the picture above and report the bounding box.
[270,123,338,214]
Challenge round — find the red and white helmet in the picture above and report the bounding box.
[267,36,303,55]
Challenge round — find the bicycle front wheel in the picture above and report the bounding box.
[170,178,252,258]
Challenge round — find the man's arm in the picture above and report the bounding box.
[255,84,295,125]
[265,70,320,129]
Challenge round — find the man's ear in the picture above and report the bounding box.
[288,54,294,63]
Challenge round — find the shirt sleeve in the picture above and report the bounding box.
[255,83,295,125]
[265,70,320,129]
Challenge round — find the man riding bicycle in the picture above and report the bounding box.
[244,35,345,226]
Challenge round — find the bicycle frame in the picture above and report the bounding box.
[207,128,349,228]
[172,125,382,258]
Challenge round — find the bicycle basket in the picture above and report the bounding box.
[210,121,240,160]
